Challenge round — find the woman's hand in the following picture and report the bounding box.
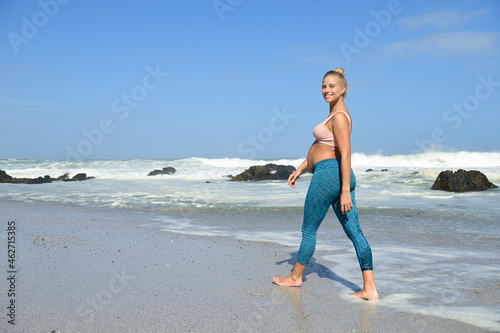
[288,170,301,187]
[340,191,353,214]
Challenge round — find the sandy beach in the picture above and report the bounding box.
[1,199,499,332]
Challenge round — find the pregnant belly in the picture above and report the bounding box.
[307,142,339,170]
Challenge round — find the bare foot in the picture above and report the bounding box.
[272,274,303,287]
[353,289,379,300]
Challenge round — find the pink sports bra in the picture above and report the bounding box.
[312,110,352,147]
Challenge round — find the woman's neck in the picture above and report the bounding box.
[329,98,346,113]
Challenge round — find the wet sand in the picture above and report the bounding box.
[1,200,498,332]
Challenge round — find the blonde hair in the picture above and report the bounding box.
[323,67,348,97]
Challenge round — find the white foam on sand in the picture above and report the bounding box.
[148,216,345,251]
[324,246,500,332]
[146,217,230,237]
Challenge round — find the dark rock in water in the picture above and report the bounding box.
[0,170,13,183]
[431,169,497,192]
[365,168,389,172]
[24,175,52,184]
[162,167,176,175]
[0,170,52,184]
[230,164,296,181]
[230,165,268,181]
[55,173,69,181]
[73,173,86,181]
[265,163,297,180]
[60,173,94,182]
[0,169,94,184]
[148,167,176,176]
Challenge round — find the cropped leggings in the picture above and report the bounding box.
[296,159,373,271]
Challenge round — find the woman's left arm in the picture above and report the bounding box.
[332,113,352,214]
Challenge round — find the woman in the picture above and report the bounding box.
[273,68,378,300]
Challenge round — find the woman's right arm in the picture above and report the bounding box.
[288,159,308,187]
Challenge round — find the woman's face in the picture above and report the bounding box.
[322,75,345,103]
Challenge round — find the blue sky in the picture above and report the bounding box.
[1,0,499,160]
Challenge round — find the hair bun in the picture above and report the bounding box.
[334,67,345,76]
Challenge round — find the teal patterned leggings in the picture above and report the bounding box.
[296,158,373,271]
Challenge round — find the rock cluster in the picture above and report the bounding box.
[0,170,94,184]
[431,169,497,192]
[147,167,176,176]
[230,164,296,181]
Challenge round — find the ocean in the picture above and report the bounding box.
[2,151,500,331]
[1,151,499,215]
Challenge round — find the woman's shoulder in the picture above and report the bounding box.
[331,109,352,131]
[332,109,351,121]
